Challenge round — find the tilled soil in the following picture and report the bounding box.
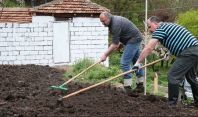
[0,64,198,117]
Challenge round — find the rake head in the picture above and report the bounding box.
[50,85,68,91]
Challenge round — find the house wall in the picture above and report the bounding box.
[69,17,109,65]
[0,16,109,66]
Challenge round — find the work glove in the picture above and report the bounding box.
[132,62,142,74]
[163,52,171,61]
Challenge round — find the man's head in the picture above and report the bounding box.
[147,16,161,33]
[99,11,112,27]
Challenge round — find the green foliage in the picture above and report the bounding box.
[1,0,54,7]
[182,98,194,105]
[72,58,93,73]
[2,0,24,7]
[24,0,53,7]
[91,0,145,30]
[176,10,198,36]
[92,0,198,31]
[64,58,121,84]
[109,51,121,67]
[86,66,120,80]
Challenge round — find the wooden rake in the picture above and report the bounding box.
[50,60,101,91]
[60,58,164,100]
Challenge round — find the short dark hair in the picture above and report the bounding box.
[149,16,161,23]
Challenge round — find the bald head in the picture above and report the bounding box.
[148,16,161,23]
[147,16,161,33]
[99,11,112,27]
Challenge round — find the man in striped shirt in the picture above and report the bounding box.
[133,16,198,107]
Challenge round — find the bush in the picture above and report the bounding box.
[176,10,198,36]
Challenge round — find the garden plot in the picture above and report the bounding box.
[0,65,198,117]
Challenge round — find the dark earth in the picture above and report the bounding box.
[0,64,198,117]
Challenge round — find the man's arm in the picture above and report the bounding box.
[105,43,119,56]
[136,39,159,63]
[100,43,119,62]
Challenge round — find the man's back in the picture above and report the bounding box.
[152,23,198,56]
[109,16,142,45]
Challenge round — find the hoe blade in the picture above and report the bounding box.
[50,85,68,91]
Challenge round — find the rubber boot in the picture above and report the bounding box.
[133,82,144,93]
[185,76,198,107]
[124,86,138,97]
[190,82,198,107]
[192,102,198,108]
[124,86,132,94]
[168,84,179,106]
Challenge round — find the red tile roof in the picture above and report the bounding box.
[0,8,32,23]
[0,0,109,23]
[33,0,109,14]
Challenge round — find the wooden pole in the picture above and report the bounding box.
[153,72,158,94]
[144,0,148,95]
[61,58,164,100]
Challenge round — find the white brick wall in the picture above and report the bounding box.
[0,21,54,65]
[69,17,109,66]
[0,17,109,66]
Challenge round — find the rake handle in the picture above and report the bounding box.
[61,61,101,86]
[62,58,164,99]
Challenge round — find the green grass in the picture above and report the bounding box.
[64,58,122,84]
[146,62,169,95]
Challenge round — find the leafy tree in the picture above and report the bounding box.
[1,0,23,7]
[91,0,145,31]
[92,0,198,31]
[24,0,52,7]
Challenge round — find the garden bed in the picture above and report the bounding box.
[0,65,198,117]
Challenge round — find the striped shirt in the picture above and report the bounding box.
[152,23,198,56]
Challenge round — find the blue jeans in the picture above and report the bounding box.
[120,42,144,79]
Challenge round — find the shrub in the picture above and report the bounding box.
[176,10,198,36]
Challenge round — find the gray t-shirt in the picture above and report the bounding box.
[109,16,143,45]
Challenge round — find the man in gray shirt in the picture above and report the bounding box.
[99,11,144,95]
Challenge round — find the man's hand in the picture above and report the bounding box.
[132,62,142,73]
[116,42,123,51]
[100,53,108,62]
[163,52,171,61]
[100,43,118,62]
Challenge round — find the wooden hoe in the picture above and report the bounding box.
[60,58,165,100]
[50,60,101,91]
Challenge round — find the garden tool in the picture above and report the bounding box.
[60,58,164,100]
[50,60,101,91]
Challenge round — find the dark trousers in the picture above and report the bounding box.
[168,46,198,104]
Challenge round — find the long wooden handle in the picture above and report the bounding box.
[61,61,101,86]
[62,58,164,99]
